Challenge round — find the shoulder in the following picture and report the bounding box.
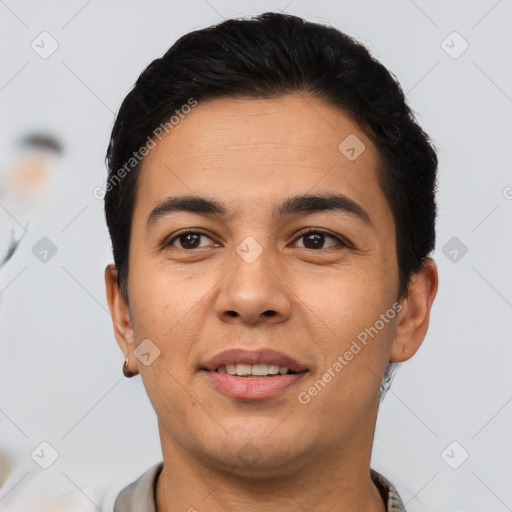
[0,469,125,512]
[370,468,408,512]
[113,462,164,512]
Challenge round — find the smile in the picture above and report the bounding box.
[200,348,309,400]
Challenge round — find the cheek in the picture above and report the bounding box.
[127,271,202,415]
[128,259,201,333]
[294,269,394,345]
[126,279,195,388]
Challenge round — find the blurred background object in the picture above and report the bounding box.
[0,450,11,489]
[0,133,63,270]
[0,132,63,503]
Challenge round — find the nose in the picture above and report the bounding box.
[214,246,292,326]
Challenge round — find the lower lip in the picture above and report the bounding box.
[202,370,307,400]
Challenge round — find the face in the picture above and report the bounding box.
[107,93,428,475]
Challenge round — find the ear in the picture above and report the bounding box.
[390,257,438,362]
[105,264,138,376]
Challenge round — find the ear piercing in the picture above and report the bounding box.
[123,358,135,378]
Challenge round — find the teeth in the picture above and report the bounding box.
[215,364,292,376]
[251,364,268,376]
[236,364,252,376]
[268,364,280,375]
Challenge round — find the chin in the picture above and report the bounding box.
[202,447,307,479]
[190,426,312,477]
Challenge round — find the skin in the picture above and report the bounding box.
[105,92,438,512]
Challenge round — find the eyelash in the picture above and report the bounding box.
[165,228,352,251]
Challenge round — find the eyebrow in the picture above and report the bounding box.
[146,193,372,229]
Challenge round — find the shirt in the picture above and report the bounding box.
[113,462,407,511]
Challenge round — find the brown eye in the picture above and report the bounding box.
[168,231,214,250]
[293,230,348,250]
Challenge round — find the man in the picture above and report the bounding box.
[104,12,438,511]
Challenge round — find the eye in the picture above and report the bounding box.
[292,229,350,250]
[165,229,351,251]
[167,230,216,250]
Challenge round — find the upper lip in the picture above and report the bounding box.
[202,349,308,373]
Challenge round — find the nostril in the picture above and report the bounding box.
[263,310,277,317]
[226,311,238,317]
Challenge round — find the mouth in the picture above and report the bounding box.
[200,349,308,400]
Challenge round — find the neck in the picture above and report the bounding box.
[155,413,386,512]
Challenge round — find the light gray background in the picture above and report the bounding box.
[0,1,511,510]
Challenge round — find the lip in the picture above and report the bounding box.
[202,370,307,400]
[201,348,308,373]
[200,348,309,401]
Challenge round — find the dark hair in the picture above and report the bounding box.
[105,11,438,304]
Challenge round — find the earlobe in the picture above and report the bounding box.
[104,264,138,376]
[390,258,438,363]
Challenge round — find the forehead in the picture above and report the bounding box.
[134,93,389,225]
